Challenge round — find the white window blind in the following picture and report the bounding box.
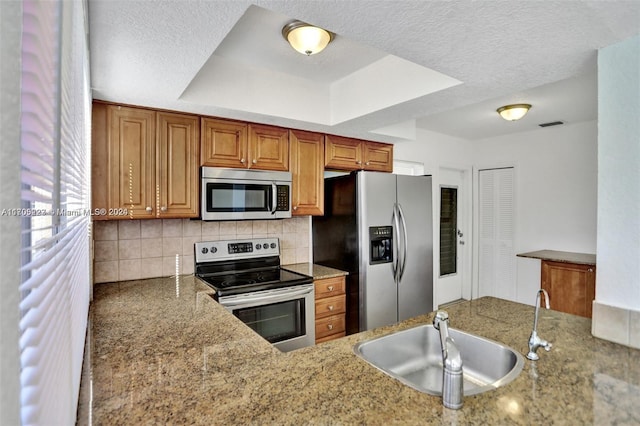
[19,1,91,425]
[478,168,515,300]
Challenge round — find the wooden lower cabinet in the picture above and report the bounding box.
[314,276,346,343]
[541,260,596,318]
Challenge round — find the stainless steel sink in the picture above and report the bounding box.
[353,324,524,396]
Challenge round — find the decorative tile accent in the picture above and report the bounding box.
[92,217,312,283]
[94,260,118,282]
[592,301,630,346]
[94,221,118,241]
[182,219,202,237]
[162,219,183,237]
[118,220,140,240]
[162,237,182,257]
[94,240,118,262]
[118,259,141,281]
[141,220,162,238]
[118,239,141,260]
[140,257,163,279]
[237,221,253,235]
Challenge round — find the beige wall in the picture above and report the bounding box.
[93,217,311,283]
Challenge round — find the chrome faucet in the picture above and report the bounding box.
[526,289,552,361]
[433,311,463,409]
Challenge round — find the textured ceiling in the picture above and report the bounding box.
[88,0,640,142]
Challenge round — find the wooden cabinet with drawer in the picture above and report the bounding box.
[314,276,346,343]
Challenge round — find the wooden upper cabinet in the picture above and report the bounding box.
[324,135,362,170]
[92,103,156,219]
[289,129,324,216]
[541,260,596,318]
[157,112,200,218]
[363,141,393,172]
[324,135,393,172]
[200,118,248,168]
[92,102,200,220]
[248,124,289,171]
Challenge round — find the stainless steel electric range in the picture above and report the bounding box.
[194,237,315,352]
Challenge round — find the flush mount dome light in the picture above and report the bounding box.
[497,104,532,121]
[282,20,334,56]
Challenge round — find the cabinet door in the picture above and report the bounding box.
[248,124,289,171]
[324,135,362,170]
[201,117,248,168]
[104,104,156,219]
[157,112,200,218]
[541,261,596,318]
[290,130,324,216]
[363,141,393,172]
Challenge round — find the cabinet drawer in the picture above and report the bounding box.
[315,295,346,319]
[315,314,346,340]
[314,276,345,298]
[316,331,346,344]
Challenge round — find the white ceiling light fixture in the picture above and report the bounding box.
[282,20,334,56]
[497,104,532,121]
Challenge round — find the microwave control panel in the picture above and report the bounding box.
[276,185,290,211]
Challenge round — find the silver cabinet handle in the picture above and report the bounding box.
[145,206,152,212]
[240,158,246,164]
[160,206,167,212]
[327,286,334,291]
[252,159,257,164]
[293,206,298,211]
[328,305,334,311]
[327,324,334,330]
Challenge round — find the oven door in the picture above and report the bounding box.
[218,284,315,352]
[201,177,291,221]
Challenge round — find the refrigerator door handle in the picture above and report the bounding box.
[397,202,409,283]
[392,203,400,282]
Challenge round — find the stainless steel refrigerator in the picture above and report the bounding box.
[313,171,433,334]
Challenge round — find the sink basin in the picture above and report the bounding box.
[353,324,524,396]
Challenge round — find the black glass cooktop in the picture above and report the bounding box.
[196,266,312,297]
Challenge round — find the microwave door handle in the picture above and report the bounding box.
[271,182,277,215]
[220,286,312,307]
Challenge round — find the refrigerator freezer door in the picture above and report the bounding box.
[396,175,434,321]
[358,172,398,331]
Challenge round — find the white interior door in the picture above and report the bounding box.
[478,167,516,300]
[437,168,468,306]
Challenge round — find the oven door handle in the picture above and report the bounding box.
[271,182,277,215]
[220,286,313,308]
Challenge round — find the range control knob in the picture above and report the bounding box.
[210,246,217,254]
[201,247,208,254]
[270,243,276,249]
[255,244,261,250]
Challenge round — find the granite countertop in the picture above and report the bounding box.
[281,262,348,280]
[77,276,640,425]
[517,249,596,265]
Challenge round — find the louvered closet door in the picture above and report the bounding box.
[478,168,515,301]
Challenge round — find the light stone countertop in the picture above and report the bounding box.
[281,262,348,280]
[77,275,640,425]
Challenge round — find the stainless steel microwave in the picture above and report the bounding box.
[201,167,292,221]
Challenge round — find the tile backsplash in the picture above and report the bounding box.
[93,217,312,283]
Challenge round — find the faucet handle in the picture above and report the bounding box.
[544,341,552,352]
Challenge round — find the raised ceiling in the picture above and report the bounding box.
[88,1,640,142]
